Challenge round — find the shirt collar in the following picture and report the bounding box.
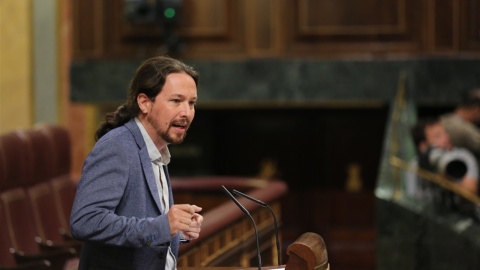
[134,117,171,165]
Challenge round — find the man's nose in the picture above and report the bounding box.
[179,102,194,117]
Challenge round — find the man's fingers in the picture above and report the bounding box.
[191,205,202,213]
[171,206,194,219]
[168,207,194,236]
[192,213,203,222]
[182,226,201,240]
[172,204,202,215]
[168,204,203,237]
[171,204,195,214]
[190,213,203,227]
[183,231,199,240]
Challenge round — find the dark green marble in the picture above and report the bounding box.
[70,58,480,104]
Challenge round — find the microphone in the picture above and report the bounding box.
[221,185,261,270]
[232,189,281,265]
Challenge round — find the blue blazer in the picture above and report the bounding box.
[70,119,179,270]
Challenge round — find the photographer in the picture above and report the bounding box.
[441,88,480,163]
[407,118,478,201]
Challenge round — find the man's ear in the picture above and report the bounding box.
[137,93,150,114]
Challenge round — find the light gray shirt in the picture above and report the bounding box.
[441,113,480,159]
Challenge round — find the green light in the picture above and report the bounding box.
[164,8,176,19]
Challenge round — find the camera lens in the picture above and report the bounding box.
[445,159,468,180]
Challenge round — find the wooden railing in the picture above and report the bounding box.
[171,177,288,267]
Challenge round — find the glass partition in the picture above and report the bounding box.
[376,72,480,270]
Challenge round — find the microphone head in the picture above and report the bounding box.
[221,185,233,197]
[232,189,267,207]
[221,186,250,214]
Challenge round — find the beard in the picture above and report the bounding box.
[160,127,187,145]
[147,115,190,145]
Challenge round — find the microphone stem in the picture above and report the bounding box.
[232,189,281,265]
[266,205,281,265]
[248,214,262,270]
[222,186,262,270]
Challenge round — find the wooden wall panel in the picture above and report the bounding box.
[70,0,480,60]
[430,0,456,50]
[181,0,228,37]
[284,0,425,57]
[244,0,283,56]
[179,0,246,57]
[460,0,480,51]
[298,0,406,36]
[72,0,104,58]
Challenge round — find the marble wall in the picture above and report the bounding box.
[71,58,480,105]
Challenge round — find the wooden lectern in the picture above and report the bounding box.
[179,232,329,270]
[286,232,329,270]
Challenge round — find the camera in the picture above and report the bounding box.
[419,147,476,181]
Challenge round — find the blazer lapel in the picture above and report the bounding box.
[139,147,164,213]
[125,119,164,213]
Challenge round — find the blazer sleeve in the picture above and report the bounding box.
[70,135,172,248]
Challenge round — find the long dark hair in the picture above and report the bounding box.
[95,56,199,141]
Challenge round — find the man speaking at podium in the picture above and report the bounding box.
[70,56,203,270]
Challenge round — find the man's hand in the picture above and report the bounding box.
[167,204,202,237]
[181,211,204,240]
